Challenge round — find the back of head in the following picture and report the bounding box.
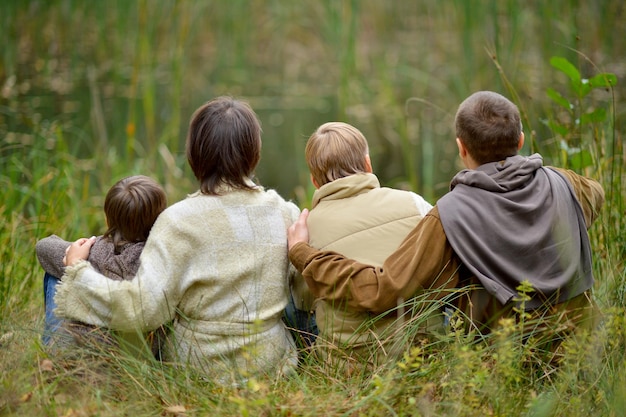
[186,96,262,195]
[455,91,522,165]
[305,122,369,187]
[103,175,167,252]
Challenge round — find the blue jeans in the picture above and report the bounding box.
[42,272,65,345]
[283,296,318,348]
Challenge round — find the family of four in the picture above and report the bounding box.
[37,91,604,381]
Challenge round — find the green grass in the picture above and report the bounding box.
[1,1,625,415]
[2,306,625,415]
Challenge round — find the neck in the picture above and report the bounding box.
[462,154,481,170]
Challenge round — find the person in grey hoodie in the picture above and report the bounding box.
[287,91,605,351]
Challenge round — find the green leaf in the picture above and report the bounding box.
[546,88,571,110]
[588,73,618,88]
[568,149,594,169]
[548,120,569,137]
[560,139,573,152]
[578,79,592,98]
[550,56,581,85]
[580,107,607,124]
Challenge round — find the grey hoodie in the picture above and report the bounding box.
[437,154,593,309]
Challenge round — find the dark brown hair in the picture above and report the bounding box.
[186,96,262,195]
[103,175,167,253]
[455,91,522,165]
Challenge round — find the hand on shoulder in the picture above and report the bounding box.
[287,209,310,251]
[63,236,97,266]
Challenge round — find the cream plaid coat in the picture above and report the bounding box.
[56,184,299,380]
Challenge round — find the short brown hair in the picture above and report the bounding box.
[103,175,167,252]
[186,96,262,195]
[455,91,522,165]
[305,122,369,187]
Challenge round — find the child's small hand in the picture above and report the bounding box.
[63,236,97,266]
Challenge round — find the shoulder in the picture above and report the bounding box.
[112,240,145,255]
[407,191,433,214]
[426,204,441,220]
[435,190,467,227]
[259,188,301,220]
[143,200,195,241]
[377,187,433,215]
[87,237,115,266]
[152,196,199,224]
[544,166,604,203]
[261,187,290,203]
[545,166,605,226]
[545,167,603,194]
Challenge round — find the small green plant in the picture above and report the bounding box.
[545,55,617,170]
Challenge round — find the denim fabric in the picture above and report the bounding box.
[42,272,65,345]
[283,296,318,348]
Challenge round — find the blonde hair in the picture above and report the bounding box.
[305,122,369,187]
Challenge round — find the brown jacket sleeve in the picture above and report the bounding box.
[288,207,461,314]
[550,167,605,228]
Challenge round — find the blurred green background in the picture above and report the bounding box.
[2,0,623,206]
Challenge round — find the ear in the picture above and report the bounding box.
[310,174,320,189]
[364,154,373,173]
[517,132,525,150]
[456,138,467,158]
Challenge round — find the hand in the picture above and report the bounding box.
[288,209,310,250]
[63,236,97,266]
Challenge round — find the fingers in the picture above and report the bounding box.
[64,236,97,266]
[288,209,310,250]
[74,236,96,247]
[298,208,309,224]
[82,236,97,247]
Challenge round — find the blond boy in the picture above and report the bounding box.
[300,122,437,369]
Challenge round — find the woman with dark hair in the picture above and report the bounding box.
[56,97,300,381]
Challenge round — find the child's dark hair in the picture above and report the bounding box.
[103,175,167,252]
[186,96,262,195]
[455,91,522,165]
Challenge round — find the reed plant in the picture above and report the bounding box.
[1,1,625,415]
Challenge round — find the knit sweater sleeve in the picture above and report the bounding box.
[36,235,72,278]
[54,211,184,332]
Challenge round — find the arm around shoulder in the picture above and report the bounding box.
[289,208,459,314]
[54,251,175,332]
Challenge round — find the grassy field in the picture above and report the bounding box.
[1,1,625,415]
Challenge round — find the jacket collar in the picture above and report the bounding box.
[312,173,380,208]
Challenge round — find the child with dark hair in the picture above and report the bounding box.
[37,175,167,355]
